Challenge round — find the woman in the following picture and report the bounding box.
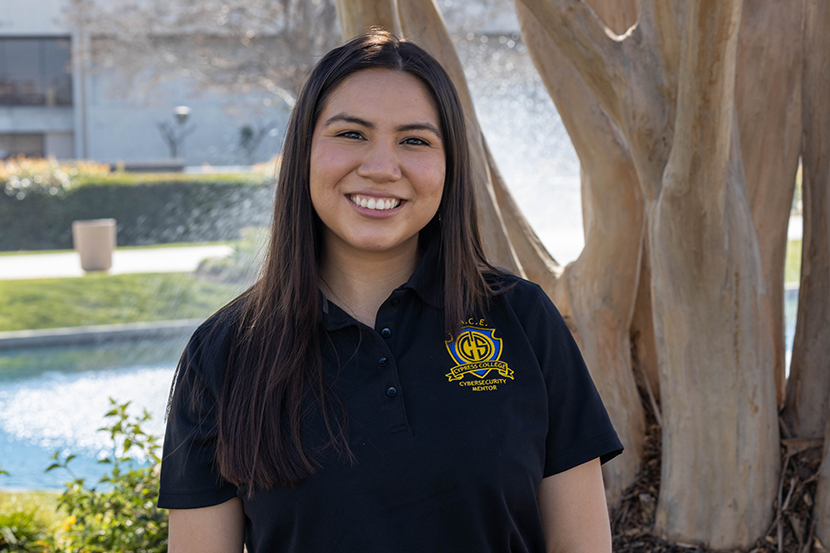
[159,29,623,552]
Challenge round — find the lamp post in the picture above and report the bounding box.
[157,105,196,159]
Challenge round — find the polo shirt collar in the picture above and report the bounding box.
[320,239,445,330]
[402,238,444,310]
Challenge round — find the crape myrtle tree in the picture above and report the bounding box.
[340,0,829,549]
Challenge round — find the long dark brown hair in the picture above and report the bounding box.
[180,29,498,492]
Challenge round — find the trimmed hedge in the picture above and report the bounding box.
[0,174,275,251]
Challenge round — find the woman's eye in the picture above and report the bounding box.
[403,137,429,146]
[338,131,364,139]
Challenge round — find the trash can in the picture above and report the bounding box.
[72,219,117,272]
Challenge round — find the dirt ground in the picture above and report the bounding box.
[611,392,823,553]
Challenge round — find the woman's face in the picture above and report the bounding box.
[309,68,446,261]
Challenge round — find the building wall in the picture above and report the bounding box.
[0,0,288,165]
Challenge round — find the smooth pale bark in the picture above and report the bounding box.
[736,0,803,406]
[516,0,676,203]
[651,2,778,546]
[815,406,830,548]
[583,0,662,405]
[520,0,779,546]
[630,237,660,402]
[514,0,644,502]
[785,0,830,440]
[336,0,401,38]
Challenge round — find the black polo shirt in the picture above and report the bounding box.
[159,244,623,552]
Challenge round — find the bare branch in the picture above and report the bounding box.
[64,0,340,107]
[336,0,401,38]
[514,0,628,123]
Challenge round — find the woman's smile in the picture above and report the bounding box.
[309,67,446,257]
[347,194,402,211]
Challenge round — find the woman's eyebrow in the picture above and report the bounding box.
[324,113,441,138]
[324,113,373,128]
[395,123,442,138]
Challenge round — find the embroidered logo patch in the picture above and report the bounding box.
[445,324,514,390]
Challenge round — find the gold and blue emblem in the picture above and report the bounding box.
[445,324,514,382]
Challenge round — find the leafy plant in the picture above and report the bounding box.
[0,508,52,552]
[0,156,109,200]
[46,398,168,553]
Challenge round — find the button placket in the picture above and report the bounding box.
[373,297,408,432]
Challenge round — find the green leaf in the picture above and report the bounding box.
[45,463,61,472]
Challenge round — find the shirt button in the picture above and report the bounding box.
[381,328,392,338]
[386,386,398,397]
[391,298,401,307]
[378,357,388,367]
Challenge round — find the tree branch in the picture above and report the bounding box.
[515,0,628,123]
[336,0,401,38]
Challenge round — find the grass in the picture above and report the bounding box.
[0,490,65,548]
[0,273,243,332]
[0,241,230,257]
[785,239,802,285]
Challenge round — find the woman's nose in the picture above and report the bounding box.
[357,142,402,183]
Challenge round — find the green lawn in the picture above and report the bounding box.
[785,239,802,284]
[0,273,243,332]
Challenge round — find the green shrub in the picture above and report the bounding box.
[0,157,110,200]
[0,175,274,251]
[46,399,167,553]
[0,508,52,552]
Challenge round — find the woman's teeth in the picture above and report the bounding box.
[349,195,401,211]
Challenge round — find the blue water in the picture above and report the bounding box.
[0,338,185,490]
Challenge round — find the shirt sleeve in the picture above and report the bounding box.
[158,326,239,509]
[526,285,624,477]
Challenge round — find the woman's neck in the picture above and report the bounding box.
[318,240,420,328]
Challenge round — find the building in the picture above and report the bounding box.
[0,0,285,164]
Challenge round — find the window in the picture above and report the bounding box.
[0,37,72,106]
[0,134,45,158]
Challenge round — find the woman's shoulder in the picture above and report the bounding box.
[486,270,569,333]
[486,270,551,306]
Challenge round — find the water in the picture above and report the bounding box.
[0,339,185,490]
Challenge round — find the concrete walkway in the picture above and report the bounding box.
[0,245,233,280]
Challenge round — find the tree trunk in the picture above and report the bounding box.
[516,0,780,546]
[514,0,645,503]
[650,3,779,546]
[783,0,830,441]
[336,0,401,37]
[736,0,803,407]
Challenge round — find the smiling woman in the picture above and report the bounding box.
[310,68,446,324]
[160,29,622,553]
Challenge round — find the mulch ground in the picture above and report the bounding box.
[610,391,825,553]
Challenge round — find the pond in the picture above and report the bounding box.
[0,338,184,490]
[0,288,801,490]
